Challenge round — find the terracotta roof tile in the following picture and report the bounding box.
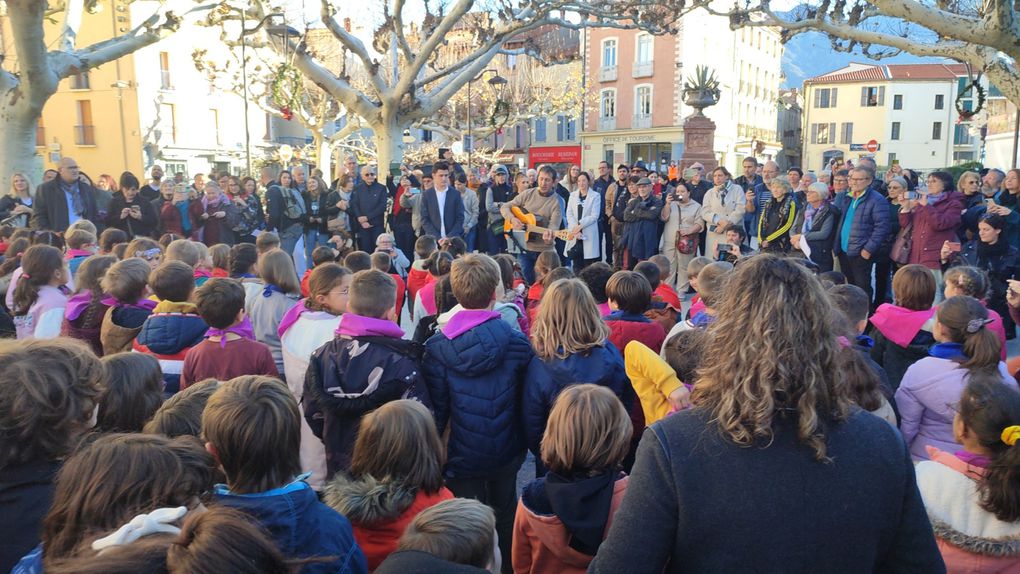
[887,64,959,80]
[807,65,887,84]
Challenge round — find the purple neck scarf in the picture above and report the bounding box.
[205,315,255,348]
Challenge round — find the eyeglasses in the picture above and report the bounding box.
[849,177,870,182]
[364,173,377,177]
[337,288,350,296]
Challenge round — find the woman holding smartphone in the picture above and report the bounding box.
[898,171,964,296]
[105,172,158,239]
[985,168,1020,249]
[942,213,1020,339]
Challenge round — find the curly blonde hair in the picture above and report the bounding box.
[692,254,850,461]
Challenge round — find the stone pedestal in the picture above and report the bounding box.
[680,113,718,173]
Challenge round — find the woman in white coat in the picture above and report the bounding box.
[660,182,704,290]
[565,171,602,271]
[701,166,746,257]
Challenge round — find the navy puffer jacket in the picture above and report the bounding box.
[524,344,632,455]
[423,316,546,479]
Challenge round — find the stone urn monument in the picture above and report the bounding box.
[680,66,721,174]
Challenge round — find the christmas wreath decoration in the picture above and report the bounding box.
[489,99,511,130]
[270,63,302,121]
[956,78,986,121]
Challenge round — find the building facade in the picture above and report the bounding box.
[580,11,783,173]
[13,0,273,184]
[802,63,1006,173]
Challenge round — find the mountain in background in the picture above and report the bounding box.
[778,13,944,88]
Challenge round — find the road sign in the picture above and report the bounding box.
[849,142,882,152]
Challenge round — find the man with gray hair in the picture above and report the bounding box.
[292,165,307,193]
[745,160,779,240]
[833,167,892,304]
[983,168,1005,198]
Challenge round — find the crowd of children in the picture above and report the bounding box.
[1,214,1020,573]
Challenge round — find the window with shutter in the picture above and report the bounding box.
[878,86,885,106]
[811,123,819,144]
[891,122,901,140]
[814,89,820,108]
[829,123,836,144]
[556,116,564,141]
[535,118,547,142]
[831,87,837,107]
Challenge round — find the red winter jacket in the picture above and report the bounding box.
[899,190,964,269]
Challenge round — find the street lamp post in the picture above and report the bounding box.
[238,10,285,176]
[466,69,507,175]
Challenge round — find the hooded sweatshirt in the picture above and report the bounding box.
[324,474,454,571]
[100,298,156,355]
[280,302,343,489]
[513,475,629,574]
[213,477,368,574]
[917,447,1020,572]
[423,309,548,479]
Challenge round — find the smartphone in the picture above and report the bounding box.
[891,159,900,166]
[717,243,732,253]
[905,191,919,201]
[948,242,962,253]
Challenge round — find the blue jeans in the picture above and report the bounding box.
[304,228,328,264]
[464,226,477,252]
[280,223,303,261]
[518,250,540,284]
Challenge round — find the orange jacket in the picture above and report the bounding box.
[512,476,628,574]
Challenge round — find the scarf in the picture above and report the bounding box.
[263,283,287,298]
[544,470,618,556]
[976,238,1009,264]
[336,313,404,338]
[869,304,935,347]
[110,296,158,312]
[65,291,105,321]
[929,341,967,361]
[204,315,255,348]
[955,450,991,469]
[277,298,310,336]
[194,269,212,280]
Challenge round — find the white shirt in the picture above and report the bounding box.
[434,186,449,237]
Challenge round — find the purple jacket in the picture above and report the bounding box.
[895,356,1014,461]
[899,191,964,269]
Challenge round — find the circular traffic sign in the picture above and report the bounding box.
[866,139,879,153]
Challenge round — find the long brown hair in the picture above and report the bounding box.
[13,244,64,316]
[305,263,351,314]
[341,399,445,493]
[259,249,301,294]
[530,278,610,360]
[692,254,850,461]
[936,295,1001,374]
[958,374,1020,522]
[96,353,164,433]
[42,433,215,563]
[541,384,631,476]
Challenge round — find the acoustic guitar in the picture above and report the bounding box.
[503,205,572,240]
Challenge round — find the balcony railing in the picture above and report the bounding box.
[74,125,96,146]
[598,117,617,131]
[632,114,652,129]
[632,61,654,78]
[598,65,617,82]
[160,70,173,90]
[35,126,45,147]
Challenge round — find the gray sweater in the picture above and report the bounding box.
[249,290,301,374]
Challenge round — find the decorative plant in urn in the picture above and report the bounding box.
[682,66,721,115]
